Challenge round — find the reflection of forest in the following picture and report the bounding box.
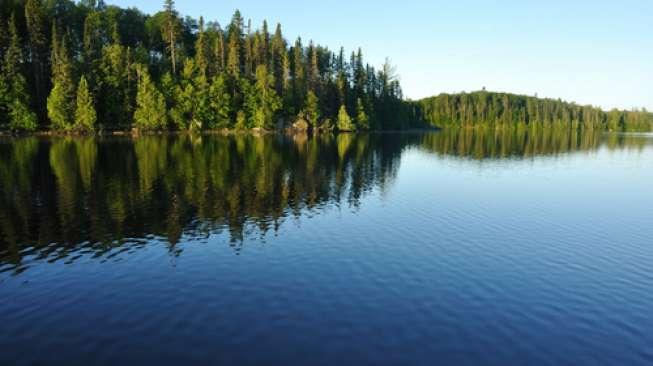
[0,129,650,270]
[420,127,650,159]
[0,133,407,269]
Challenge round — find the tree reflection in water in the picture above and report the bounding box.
[0,128,649,272]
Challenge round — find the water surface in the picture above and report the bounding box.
[1,129,652,365]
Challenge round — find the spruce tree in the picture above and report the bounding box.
[304,90,320,128]
[0,20,10,127]
[337,105,355,131]
[355,98,369,130]
[74,75,96,131]
[226,10,244,78]
[133,65,167,130]
[270,23,286,95]
[169,59,199,130]
[195,16,211,77]
[207,75,232,129]
[99,37,133,129]
[82,9,103,90]
[292,37,305,112]
[4,14,38,131]
[162,0,180,75]
[25,0,48,120]
[307,41,319,92]
[47,27,76,130]
[243,65,281,129]
[213,30,225,74]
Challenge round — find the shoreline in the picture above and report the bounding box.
[0,126,440,138]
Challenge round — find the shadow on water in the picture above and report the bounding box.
[0,128,650,272]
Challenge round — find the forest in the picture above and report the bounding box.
[1,1,651,133]
[0,0,415,133]
[418,91,653,132]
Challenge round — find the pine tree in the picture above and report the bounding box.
[246,65,281,129]
[270,23,286,95]
[304,90,320,128]
[307,41,319,92]
[82,9,104,90]
[195,16,211,77]
[261,20,270,68]
[291,37,305,112]
[4,14,38,131]
[99,38,133,129]
[206,75,232,129]
[25,0,48,120]
[352,48,365,102]
[336,47,348,106]
[162,0,180,75]
[213,30,225,74]
[355,98,369,130]
[74,75,96,131]
[226,10,243,78]
[235,109,247,130]
[169,59,199,130]
[48,27,76,130]
[134,65,167,130]
[243,29,253,77]
[0,24,9,129]
[337,105,355,131]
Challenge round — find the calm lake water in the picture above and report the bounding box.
[1,129,652,365]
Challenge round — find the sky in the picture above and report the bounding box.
[106,0,653,110]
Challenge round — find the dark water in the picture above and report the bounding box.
[1,129,652,365]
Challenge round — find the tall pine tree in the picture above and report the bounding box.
[74,75,96,131]
[3,14,38,131]
[133,65,167,130]
[47,26,76,130]
[25,0,48,121]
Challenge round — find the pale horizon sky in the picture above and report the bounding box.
[107,0,652,111]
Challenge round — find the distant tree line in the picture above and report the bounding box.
[0,0,415,133]
[417,91,653,132]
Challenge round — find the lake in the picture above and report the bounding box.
[1,129,652,365]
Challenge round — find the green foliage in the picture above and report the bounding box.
[7,82,38,131]
[133,65,167,130]
[337,105,355,131]
[235,110,247,130]
[25,0,48,118]
[355,98,369,130]
[47,29,76,131]
[206,75,232,129]
[48,82,74,130]
[304,90,320,127]
[418,91,653,132]
[249,65,281,129]
[4,3,418,132]
[162,0,181,74]
[98,43,134,129]
[169,59,199,129]
[0,14,38,131]
[74,76,96,131]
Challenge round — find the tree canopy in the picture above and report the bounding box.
[0,1,649,132]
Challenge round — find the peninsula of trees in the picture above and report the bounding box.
[0,0,414,133]
[418,91,653,132]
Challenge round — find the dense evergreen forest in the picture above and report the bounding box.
[1,0,650,133]
[418,91,653,132]
[0,0,415,133]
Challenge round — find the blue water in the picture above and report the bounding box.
[1,131,652,365]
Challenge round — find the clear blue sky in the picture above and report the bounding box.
[107,0,652,110]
